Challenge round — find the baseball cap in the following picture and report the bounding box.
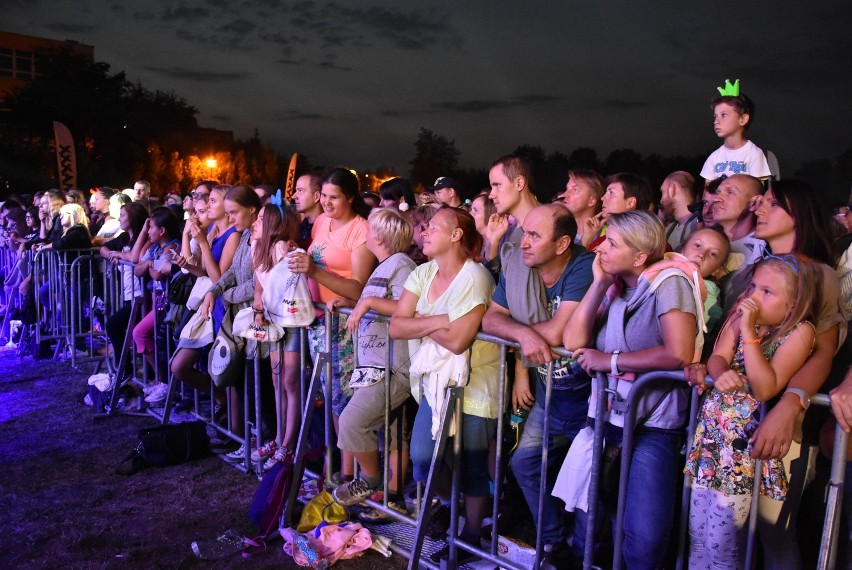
[430,176,459,191]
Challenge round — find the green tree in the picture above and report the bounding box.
[409,128,460,187]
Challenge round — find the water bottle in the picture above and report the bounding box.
[294,534,329,569]
[153,282,167,314]
[509,406,528,428]
[191,529,246,560]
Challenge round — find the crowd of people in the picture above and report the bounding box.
[1,86,851,570]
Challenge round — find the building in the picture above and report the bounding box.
[0,31,94,107]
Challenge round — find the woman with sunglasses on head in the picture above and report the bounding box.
[288,167,377,482]
[687,179,844,569]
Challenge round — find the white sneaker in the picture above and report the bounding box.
[224,437,256,463]
[144,383,169,403]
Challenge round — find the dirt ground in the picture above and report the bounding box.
[0,346,409,569]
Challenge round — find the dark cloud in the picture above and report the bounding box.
[159,5,210,22]
[44,23,99,34]
[275,110,326,121]
[276,58,307,66]
[597,99,650,110]
[142,66,250,82]
[217,18,255,35]
[316,61,352,71]
[434,95,560,113]
[210,114,231,121]
[45,22,100,34]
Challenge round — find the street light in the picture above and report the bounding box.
[206,157,217,179]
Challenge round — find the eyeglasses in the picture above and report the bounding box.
[764,253,799,273]
[190,191,209,199]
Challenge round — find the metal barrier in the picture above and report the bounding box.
[287,309,849,570]
[32,247,105,363]
[0,244,22,344]
[582,370,849,570]
[15,250,851,567]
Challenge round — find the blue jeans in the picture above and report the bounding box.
[410,398,496,497]
[509,385,589,546]
[573,423,682,570]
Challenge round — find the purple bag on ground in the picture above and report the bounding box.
[248,459,295,536]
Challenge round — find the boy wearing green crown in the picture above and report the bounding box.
[700,79,772,185]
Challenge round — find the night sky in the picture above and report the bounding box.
[7,1,852,177]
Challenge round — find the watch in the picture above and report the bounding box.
[784,388,810,411]
[610,350,622,376]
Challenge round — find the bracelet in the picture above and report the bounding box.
[784,387,811,410]
[743,337,762,345]
[610,350,621,376]
[252,307,263,314]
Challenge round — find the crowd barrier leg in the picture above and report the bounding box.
[745,457,764,569]
[145,299,172,423]
[282,349,328,528]
[612,373,686,570]
[490,343,509,559]
[323,308,334,489]
[676,387,703,570]
[252,347,264,477]
[378,322,393,510]
[534,360,554,568]
[816,394,848,570]
[407,386,462,570]
[94,296,145,420]
[584,372,608,570]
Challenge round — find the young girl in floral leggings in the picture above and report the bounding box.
[686,255,821,569]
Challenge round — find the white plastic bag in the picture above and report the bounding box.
[232,306,284,342]
[178,310,214,349]
[262,249,315,327]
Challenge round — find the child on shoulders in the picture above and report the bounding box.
[701,79,772,185]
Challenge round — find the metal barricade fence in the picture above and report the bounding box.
[31,253,846,570]
[0,243,21,343]
[277,305,556,570]
[98,260,151,418]
[32,247,102,360]
[582,370,849,570]
[286,310,849,570]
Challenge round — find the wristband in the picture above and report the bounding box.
[784,388,810,411]
[610,350,621,376]
[744,337,762,345]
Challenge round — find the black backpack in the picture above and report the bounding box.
[117,420,210,475]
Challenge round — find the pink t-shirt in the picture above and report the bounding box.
[308,213,368,303]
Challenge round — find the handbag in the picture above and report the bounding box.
[232,306,285,342]
[208,305,246,388]
[116,420,210,475]
[167,271,196,306]
[349,366,385,389]
[187,275,213,311]
[178,310,215,349]
[262,251,315,328]
[296,491,349,532]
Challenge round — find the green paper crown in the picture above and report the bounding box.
[717,78,740,97]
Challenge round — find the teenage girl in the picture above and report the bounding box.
[250,203,301,468]
[130,207,181,394]
[686,255,820,569]
[169,186,239,392]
